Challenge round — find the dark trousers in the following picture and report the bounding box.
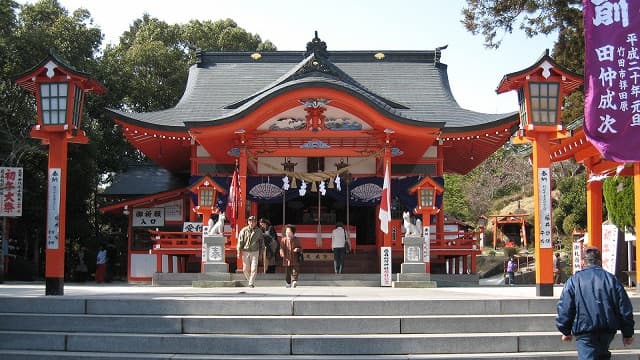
[575,332,615,360]
[333,247,346,274]
[284,265,299,284]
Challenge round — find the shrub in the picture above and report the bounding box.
[504,246,517,258]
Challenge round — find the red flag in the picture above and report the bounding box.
[225,169,239,227]
[378,161,391,234]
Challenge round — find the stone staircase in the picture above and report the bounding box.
[1,289,640,359]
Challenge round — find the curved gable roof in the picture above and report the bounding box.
[107,45,515,132]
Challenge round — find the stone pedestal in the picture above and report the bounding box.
[393,236,436,288]
[202,235,228,273]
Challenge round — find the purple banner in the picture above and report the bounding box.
[583,0,640,162]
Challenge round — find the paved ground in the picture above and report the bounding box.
[3,281,636,300]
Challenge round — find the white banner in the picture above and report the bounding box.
[537,168,552,248]
[602,224,618,275]
[380,246,392,287]
[46,168,61,249]
[423,227,430,263]
[132,208,165,227]
[0,167,23,217]
[572,241,583,274]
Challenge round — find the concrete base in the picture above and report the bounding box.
[45,277,64,296]
[192,280,238,287]
[400,263,427,273]
[396,273,431,281]
[392,280,437,288]
[203,263,229,273]
[537,283,554,297]
[393,273,436,288]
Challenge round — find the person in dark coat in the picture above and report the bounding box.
[556,246,634,359]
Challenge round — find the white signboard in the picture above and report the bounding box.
[0,167,23,217]
[537,168,552,248]
[183,222,203,233]
[46,168,61,249]
[423,227,430,263]
[132,208,165,227]
[602,224,618,275]
[380,246,392,287]
[572,240,583,274]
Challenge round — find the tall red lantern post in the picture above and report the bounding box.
[497,50,582,296]
[13,50,105,295]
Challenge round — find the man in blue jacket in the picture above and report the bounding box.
[556,246,634,359]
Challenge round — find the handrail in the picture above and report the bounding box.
[148,228,481,253]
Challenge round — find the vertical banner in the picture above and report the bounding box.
[380,246,392,286]
[583,0,640,161]
[538,168,552,248]
[47,168,61,250]
[601,224,618,274]
[423,227,430,263]
[572,240,583,274]
[0,167,24,217]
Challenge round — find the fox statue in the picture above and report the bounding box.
[208,213,225,235]
[402,211,423,237]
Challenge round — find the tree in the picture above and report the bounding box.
[462,0,583,50]
[0,0,103,279]
[603,177,634,232]
[1,1,279,280]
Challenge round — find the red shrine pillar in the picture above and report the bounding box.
[237,139,248,269]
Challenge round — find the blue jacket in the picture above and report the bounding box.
[556,265,634,338]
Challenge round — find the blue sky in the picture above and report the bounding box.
[21,0,557,114]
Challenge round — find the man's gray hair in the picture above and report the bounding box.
[583,246,602,266]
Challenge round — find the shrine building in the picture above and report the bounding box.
[101,34,519,282]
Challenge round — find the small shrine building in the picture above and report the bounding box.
[101,34,519,282]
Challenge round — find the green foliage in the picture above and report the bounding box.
[603,177,635,231]
[443,174,472,222]
[555,173,587,234]
[1,0,278,279]
[462,0,583,50]
[562,213,579,237]
[448,147,531,223]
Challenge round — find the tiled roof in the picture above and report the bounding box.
[108,48,515,130]
[101,163,189,196]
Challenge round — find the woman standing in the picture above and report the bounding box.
[259,218,278,273]
[279,224,302,288]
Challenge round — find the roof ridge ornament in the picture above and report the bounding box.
[305,31,329,59]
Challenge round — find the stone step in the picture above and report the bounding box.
[1,331,638,355]
[0,296,566,316]
[3,349,640,359]
[151,272,480,287]
[0,313,563,334]
[3,296,640,316]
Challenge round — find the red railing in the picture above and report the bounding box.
[148,230,231,255]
